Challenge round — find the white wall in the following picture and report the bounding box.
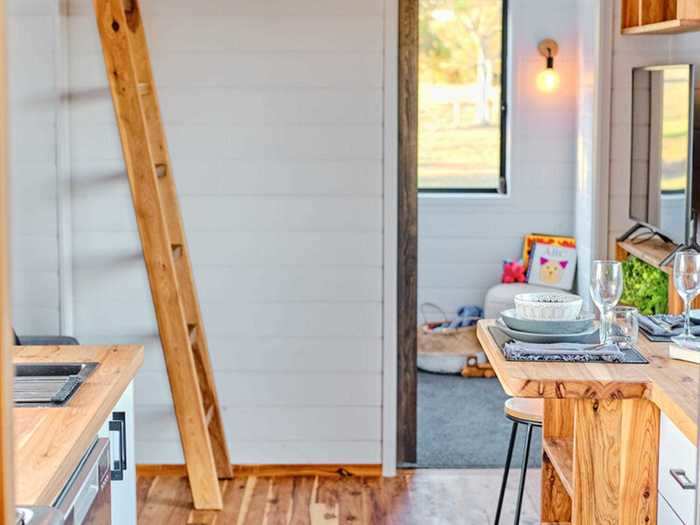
[64,0,387,464]
[7,0,62,334]
[606,3,700,252]
[417,0,579,319]
[574,0,611,303]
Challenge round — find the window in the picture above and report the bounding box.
[418,0,508,193]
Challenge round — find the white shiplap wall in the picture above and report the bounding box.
[8,0,62,334]
[574,0,610,304]
[66,0,386,464]
[605,2,700,251]
[417,0,580,318]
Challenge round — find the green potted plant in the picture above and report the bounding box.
[620,256,668,315]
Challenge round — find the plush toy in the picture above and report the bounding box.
[502,259,527,284]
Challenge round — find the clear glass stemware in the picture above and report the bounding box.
[671,250,700,348]
[589,260,624,344]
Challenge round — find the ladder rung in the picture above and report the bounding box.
[205,404,215,426]
[138,82,151,96]
[155,163,167,178]
[188,323,198,347]
[171,244,183,260]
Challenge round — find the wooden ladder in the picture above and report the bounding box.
[92,0,232,510]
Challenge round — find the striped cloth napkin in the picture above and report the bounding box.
[503,341,624,362]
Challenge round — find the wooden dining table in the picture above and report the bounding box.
[476,319,699,525]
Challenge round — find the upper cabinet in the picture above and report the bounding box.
[622,0,700,34]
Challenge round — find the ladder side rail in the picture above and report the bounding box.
[121,0,232,479]
[92,0,224,509]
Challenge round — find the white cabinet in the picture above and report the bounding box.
[98,382,136,525]
[658,414,697,525]
[659,493,685,525]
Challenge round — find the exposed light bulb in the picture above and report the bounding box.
[537,66,560,93]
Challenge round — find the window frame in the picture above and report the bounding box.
[417,0,509,195]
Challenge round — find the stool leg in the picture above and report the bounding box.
[513,424,534,525]
[494,421,518,525]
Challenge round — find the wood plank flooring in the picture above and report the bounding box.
[137,468,541,524]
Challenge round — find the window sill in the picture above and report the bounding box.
[418,191,511,202]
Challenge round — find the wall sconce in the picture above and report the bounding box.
[536,39,560,93]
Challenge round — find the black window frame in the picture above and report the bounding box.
[417,0,509,195]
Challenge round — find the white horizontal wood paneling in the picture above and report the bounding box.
[135,372,381,408]
[136,405,381,442]
[7,3,61,334]
[135,440,381,465]
[417,0,580,318]
[66,0,387,464]
[74,334,382,374]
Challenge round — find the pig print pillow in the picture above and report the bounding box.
[527,243,577,291]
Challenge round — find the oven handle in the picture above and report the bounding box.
[109,415,126,481]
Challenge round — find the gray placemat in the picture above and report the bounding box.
[488,326,649,364]
[639,325,672,343]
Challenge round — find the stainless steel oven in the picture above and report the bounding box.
[53,438,111,525]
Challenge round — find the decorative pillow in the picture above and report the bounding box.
[502,259,527,284]
[526,243,577,290]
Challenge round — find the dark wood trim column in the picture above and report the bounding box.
[397,0,418,464]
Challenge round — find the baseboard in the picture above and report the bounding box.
[136,464,383,478]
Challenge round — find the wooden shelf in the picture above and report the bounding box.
[621,0,700,35]
[622,18,700,34]
[616,238,675,274]
[543,437,574,498]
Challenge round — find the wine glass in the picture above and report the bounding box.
[671,250,700,348]
[590,260,624,344]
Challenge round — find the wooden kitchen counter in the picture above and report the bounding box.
[477,319,699,524]
[12,345,143,506]
[477,319,698,443]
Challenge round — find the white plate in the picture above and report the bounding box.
[689,309,700,324]
[495,319,599,344]
[500,309,595,334]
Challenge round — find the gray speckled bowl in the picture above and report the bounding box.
[500,308,595,334]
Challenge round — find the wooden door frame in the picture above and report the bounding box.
[396,0,418,465]
[0,0,14,519]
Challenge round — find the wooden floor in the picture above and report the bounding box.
[137,468,541,524]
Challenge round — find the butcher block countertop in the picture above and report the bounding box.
[477,319,699,443]
[13,345,143,506]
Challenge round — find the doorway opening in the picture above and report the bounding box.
[397,0,543,474]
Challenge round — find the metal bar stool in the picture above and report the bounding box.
[494,398,543,525]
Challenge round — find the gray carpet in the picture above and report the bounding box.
[414,371,542,468]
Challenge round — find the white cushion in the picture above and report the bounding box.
[484,283,572,319]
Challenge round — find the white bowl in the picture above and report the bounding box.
[513,293,583,321]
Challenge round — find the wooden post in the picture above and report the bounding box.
[572,398,659,524]
[0,0,13,520]
[397,0,418,464]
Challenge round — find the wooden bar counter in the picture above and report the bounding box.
[12,345,143,506]
[477,320,698,524]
